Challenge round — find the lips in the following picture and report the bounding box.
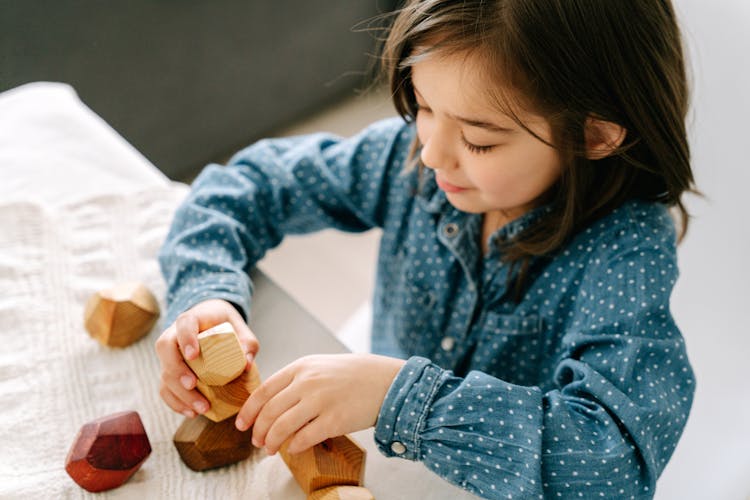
[436,176,467,193]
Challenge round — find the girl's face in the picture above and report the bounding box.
[412,51,562,228]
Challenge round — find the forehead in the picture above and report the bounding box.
[410,49,527,122]
[411,53,490,107]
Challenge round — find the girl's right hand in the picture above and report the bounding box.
[155,298,260,417]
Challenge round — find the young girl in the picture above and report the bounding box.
[156,0,696,497]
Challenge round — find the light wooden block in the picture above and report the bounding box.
[186,322,246,385]
[83,282,160,347]
[195,363,261,422]
[173,414,255,471]
[307,485,375,500]
[280,435,367,495]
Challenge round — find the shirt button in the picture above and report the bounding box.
[390,441,407,455]
[442,223,459,238]
[440,336,455,351]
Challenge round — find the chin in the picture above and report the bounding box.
[444,195,485,214]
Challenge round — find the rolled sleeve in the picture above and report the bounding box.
[374,356,447,460]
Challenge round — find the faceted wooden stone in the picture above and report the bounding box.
[186,322,246,385]
[280,435,366,495]
[195,364,261,422]
[84,282,160,347]
[65,411,151,492]
[308,485,375,500]
[173,414,255,471]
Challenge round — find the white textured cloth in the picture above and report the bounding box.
[0,83,299,500]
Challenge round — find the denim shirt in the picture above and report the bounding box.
[159,117,695,499]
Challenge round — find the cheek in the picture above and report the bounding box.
[474,146,561,197]
[534,148,563,187]
[415,112,432,146]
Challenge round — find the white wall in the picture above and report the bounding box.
[658,1,750,498]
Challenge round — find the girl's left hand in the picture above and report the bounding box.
[235,353,405,455]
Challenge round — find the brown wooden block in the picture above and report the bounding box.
[280,435,366,495]
[65,411,151,492]
[185,322,246,385]
[195,363,261,422]
[84,282,160,347]
[173,414,255,471]
[308,485,375,500]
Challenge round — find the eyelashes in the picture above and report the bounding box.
[416,104,497,155]
[460,133,495,154]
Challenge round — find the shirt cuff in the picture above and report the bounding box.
[374,356,447,461]
[165,273,252,326]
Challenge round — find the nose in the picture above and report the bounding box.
[419,124,456,171]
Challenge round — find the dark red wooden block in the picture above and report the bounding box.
[65,410,151,492]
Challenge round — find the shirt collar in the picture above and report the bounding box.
[417,169,551,240]
[491,204,553,242]
[415,169,448,214]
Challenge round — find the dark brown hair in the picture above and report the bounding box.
[381,0,697,293]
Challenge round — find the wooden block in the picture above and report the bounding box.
[280,435,366,495]
[65,411,151,492]
[195,363,261,422]
[84,282,160,347]
[186,322,246,385]
[173,414,255,471]
[308,485,375,500]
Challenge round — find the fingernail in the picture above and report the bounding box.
[252,437,261,448]
[193,401,208,413]
[184,345,196,359]
[182,409,196,418]
[246,353,254,365]
[180,375,193,390]
[235,418,246,431]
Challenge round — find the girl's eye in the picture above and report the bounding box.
[461,133,495,154]
[416,102,431,114]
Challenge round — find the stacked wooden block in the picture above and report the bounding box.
[281,435,374,499]
[173,322,374,498]
[173,322,260,470]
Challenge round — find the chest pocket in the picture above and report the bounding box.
[469,312,544,386]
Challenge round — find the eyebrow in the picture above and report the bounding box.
[451,114,515,133]
[414,88,515,133]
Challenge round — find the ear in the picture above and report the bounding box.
[584,117,627,160]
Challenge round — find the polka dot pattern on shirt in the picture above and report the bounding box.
[159,117,695,499]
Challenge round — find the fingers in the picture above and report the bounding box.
[159,385,210,418]
[159,385,195,417]
[262,401,319,454]
[175,301,258,365]
[155,324,197,390]
[248,385,303,449]
[230,319,260,366]
[235,366,295,432]
[155,323,209,416]
[284,417,330,455]
[175,313,201,361]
